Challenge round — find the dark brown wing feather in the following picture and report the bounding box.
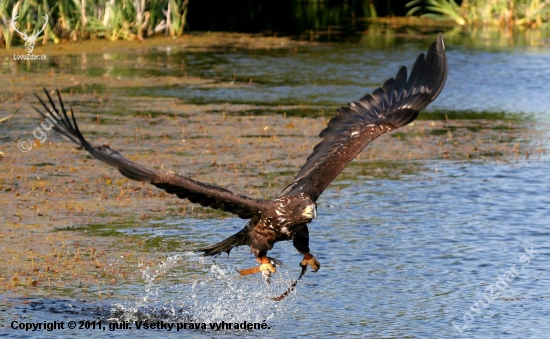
[279,33,448,201]
[33,89,269,219]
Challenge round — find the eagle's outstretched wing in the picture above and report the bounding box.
[279,33,448,201]
[33,89,269,219]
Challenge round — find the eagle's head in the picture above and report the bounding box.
[298,201,317,220]
[274,193,317,226]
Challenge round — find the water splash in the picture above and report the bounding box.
[108,251,298,333]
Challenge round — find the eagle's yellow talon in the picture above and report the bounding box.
[259,258,277,284]
[260,262,277,275]
[300,253,320,272]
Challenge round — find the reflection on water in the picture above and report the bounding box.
[5,27,549,118]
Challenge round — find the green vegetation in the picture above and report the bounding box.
[2,0,549,50]
[0,0,189,48]
[406,0,550,27]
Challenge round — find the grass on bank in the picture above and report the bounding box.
[0,0,188,48]
[406,0,550,27]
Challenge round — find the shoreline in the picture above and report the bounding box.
[0,32,311,58]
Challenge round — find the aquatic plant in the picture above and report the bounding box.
[0,0,18,48]
[406,0,550,27]
[406,0,466,25]
[2,0,189,49]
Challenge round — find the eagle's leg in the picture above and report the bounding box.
[293,225,321,272]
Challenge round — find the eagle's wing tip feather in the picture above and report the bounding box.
[437,32,445,49]
[278,33,449,199]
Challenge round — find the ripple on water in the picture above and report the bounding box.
[2,161,549,338]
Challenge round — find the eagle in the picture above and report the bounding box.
[33,34,447,285]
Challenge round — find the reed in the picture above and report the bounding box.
[1,0,189,49]
[406,0,550,27]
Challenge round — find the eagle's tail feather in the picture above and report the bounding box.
[198,229,249,256]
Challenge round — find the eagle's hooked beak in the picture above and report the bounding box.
[304,204,317,219]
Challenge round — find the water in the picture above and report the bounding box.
[3,162,549,338]
[2,28,550,338]
[104,39,550,118]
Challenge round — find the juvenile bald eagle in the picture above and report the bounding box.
[33,34,447,283]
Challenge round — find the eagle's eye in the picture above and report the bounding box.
[300,206,305,211]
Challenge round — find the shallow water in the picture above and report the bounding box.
[3,161,550,338]
[133,42,550,119]
[2,28,550,338]
[86,38,550,119]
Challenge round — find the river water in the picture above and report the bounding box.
[2,28,550,338]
